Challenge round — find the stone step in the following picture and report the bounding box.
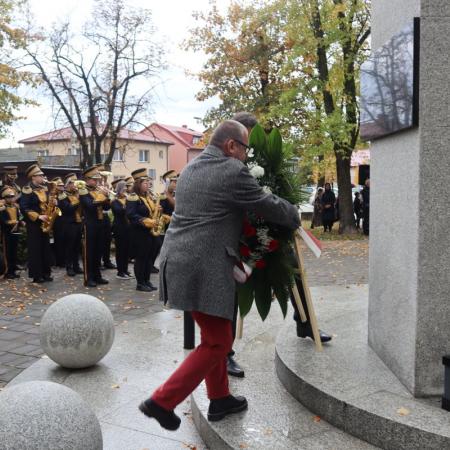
[190,302,378,450]
[275,285,450,450]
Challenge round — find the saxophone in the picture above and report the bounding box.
[41,181,62,233]
[150,194,169,237]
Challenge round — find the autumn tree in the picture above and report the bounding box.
[0,0,36,137]
[26,0,164,168]
[185,0,370,233]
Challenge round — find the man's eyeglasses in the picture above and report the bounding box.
[234,139,253,154]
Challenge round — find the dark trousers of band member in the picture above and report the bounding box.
[133,226,155,285]
[26,222,51,279]
[2,231,18,276]
[52,217,65,267]
[150,235,163,268]
[64,223,82,271]
[83,222,104,283]
[114,225,129,275]
[102,216,113,265]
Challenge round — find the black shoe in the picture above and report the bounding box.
[66,268,76,277]
[95,278,109,285]
[103,262,116,269]
[151,267,159,274]
[227,355,245,378]
[136,284,153,292]
[138,399,181,431]
[144,281,158,291]
[85,280,97,287]
[43,276,53,282]
[13,273,20,278]
[74,267,84,274]
[5,273,15,280]
[296,322,332,343]
[207,395,248,422]
[32,277,45,284]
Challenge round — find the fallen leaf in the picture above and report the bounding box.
[239,444,248,449]
[397,407,410,416]
[313,415,321,422]
[111,384,120,389]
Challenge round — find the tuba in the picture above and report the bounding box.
[41,181,62,233]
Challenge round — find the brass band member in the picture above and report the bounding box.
[125,177,134,194]
[79,165,110,287]
[126,168,160,292]
[51,177,66,268]
[160,170,177,217]
[111,179,132,279]
[2,166,21,199]
[58,173,83,277]
[98,167,116,270]
[0,187,22,279]
[19,164,54,283]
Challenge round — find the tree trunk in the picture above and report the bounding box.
[335,150,356,234]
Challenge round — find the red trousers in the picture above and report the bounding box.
[151,311,232,411]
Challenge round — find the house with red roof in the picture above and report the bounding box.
[141,123,205,174]
[18,124,173,192]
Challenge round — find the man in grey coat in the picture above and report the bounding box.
[139,120,300,431]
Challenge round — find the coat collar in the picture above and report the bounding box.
[203,144,225,158]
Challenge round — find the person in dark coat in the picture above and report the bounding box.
[111,179,132,280]
[353,192,363,229]
[19,164,54,283]
[0,187,22,279]
[311,187,323,229]
[321,183,336,232]
[58,173,83,277]
[361,179,370,236]
[51,177,66,267]
[126,169,169,292]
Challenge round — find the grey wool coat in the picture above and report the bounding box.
[159,145,300,321]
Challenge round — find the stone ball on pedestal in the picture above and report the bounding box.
[40,293,115,369]
[0,381,103,450]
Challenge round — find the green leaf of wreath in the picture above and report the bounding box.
[254,270,272,321]
[237,280,255,318]
[249,124,267,158]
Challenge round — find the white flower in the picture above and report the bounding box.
[247,148,255,158]
[249,164,265,179]
[262,185,272,194]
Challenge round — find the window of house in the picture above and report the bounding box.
[192,136,201,145]
[113,149,124,161]
[148,169,156,180]
[68,147,80,156]
[37,149,49,157]
[159,150,164,159]
[139,150,149,162]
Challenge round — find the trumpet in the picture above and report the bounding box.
[97,185,116,200]
[74,180,86,190]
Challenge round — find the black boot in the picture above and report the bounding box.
[296,322,332,343]
[139,399,181,431]
[227,353,245,378]
[66,267,76,277]
[208,395,248,422]
[136,284,152,292]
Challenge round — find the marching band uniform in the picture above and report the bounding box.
[79,166,110,287]
[111,179,131,279]
[58,173,83,277]
[1,166,21,199]
[126,168,164,292]
[51,177,66,267]
[0,187,21,279]
[19,164,53,283]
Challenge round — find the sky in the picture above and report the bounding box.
[0,0,223,148]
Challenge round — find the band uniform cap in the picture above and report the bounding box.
[83,165,102,179]
[111,178,125,187]
[3,166,18,174]
[162,170,178,181]
[1,187,16,198]
[125,176,134,185]
[64,173,78,184]
[51,177,65,186]
[25,164,44,178]
[131,168,149,181]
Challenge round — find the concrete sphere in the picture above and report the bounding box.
[40,293,115,369]
[0,381,103,450]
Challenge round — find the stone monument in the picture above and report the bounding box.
[368,0,450,396]
[40,293,115,369]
